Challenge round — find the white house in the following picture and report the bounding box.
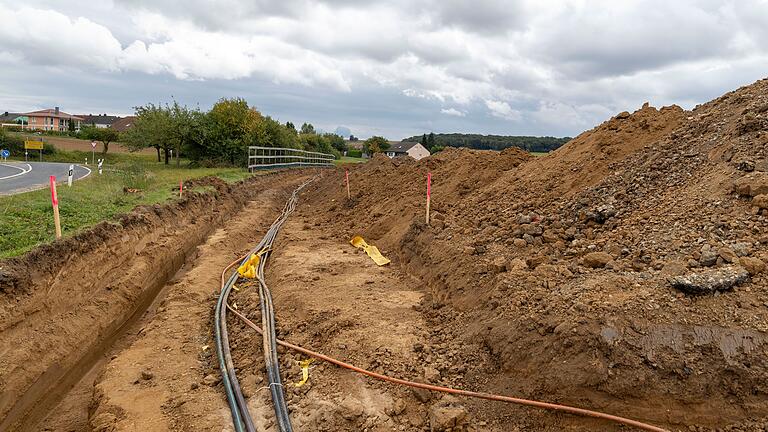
[385,141,430,160]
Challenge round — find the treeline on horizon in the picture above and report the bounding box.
[403,133,571,152]
[122,98,348,167]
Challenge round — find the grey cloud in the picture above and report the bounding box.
[428,0,526,35]
[2,0,768,141]
[521,2,759,79]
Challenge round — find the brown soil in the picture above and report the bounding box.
[300,78,768,430]
[21,135,156,155]
[0,171,308,431]
[2,77,768,432]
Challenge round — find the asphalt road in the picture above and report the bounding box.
[0,162,91,196]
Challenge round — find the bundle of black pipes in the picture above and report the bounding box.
[214,177,316,432]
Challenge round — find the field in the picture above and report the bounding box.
[334,155,367,164]
[7,132,155,154]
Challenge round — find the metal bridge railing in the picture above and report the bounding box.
[248,146,335,171]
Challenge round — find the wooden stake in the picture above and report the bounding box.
[179,180,183,198]
[426,172,431,225]
[345,169,350,199]
[50,176,61,239]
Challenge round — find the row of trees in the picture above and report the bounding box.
[122,98,348,166]
[404,133,571,153]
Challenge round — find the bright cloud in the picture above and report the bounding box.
[484,100,521,121]
[441,108,466,117]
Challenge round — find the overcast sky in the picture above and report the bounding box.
[1,0,767,139]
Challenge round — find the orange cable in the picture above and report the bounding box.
[226,304,669,432]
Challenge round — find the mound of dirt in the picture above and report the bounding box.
[304,78,768,430]
[309,147,530,252]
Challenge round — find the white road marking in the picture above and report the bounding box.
[0,163,32,181]
[77,164,92,181]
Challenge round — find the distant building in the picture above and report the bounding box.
[20,107,82,131]
[0,111,23,123]
[385,141,430,160]
[79,114,121,129]
[110,116,136,132]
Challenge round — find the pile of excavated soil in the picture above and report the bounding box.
[304,78,768,430]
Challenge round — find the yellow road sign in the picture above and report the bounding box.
[24,140,44,150]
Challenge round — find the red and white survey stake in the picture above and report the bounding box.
[179,180,183,198]
[49,175,62,239]
[345,169,350,199]
[426,172,432,225]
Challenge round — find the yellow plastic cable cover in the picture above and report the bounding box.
[237,253,261,279]
[294,358,314,387]
[350,235,391,266]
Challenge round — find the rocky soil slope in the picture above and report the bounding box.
[304,78,768,430]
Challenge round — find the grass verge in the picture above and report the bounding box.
[334,156,367,165]
[0,158,253,258]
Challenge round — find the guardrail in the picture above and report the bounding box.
[248,146,335,171]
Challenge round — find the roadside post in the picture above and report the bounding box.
[426,172,432,225]
[67,165,74,187]
[179,180,183,198]
[91,141,96,166]
[98,159,103,175]
[49,176,62,239]
[25,151,28,162]
[345,169,350,199]
[1,149,9,161]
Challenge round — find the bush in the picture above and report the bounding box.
[347,149,362,158]
[40,130,72,137]
[0,130,56,156]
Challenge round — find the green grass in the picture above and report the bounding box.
[334,156,367,165]
[0,158,254,258]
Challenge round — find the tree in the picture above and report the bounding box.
[81,126,119,155]
[167,100,204,166]
[122,103,174,163]
[400,133,570,152]
[421,134,427,147]
[323,133,347,153]
[427,132,435,150]
[299,133,337,156]
[285,121,297,135]
[264,117,298,148]
[363,136,389,154]
[349,134,358,141]
[300,122,315,134]
[202,97,264,166]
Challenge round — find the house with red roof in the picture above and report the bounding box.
[22,107,82,131]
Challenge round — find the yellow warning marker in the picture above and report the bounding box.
[350,236,391,266]
[294,358,314,387]
[237,253,261,279]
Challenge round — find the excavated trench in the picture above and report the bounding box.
[0,171,307,431]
